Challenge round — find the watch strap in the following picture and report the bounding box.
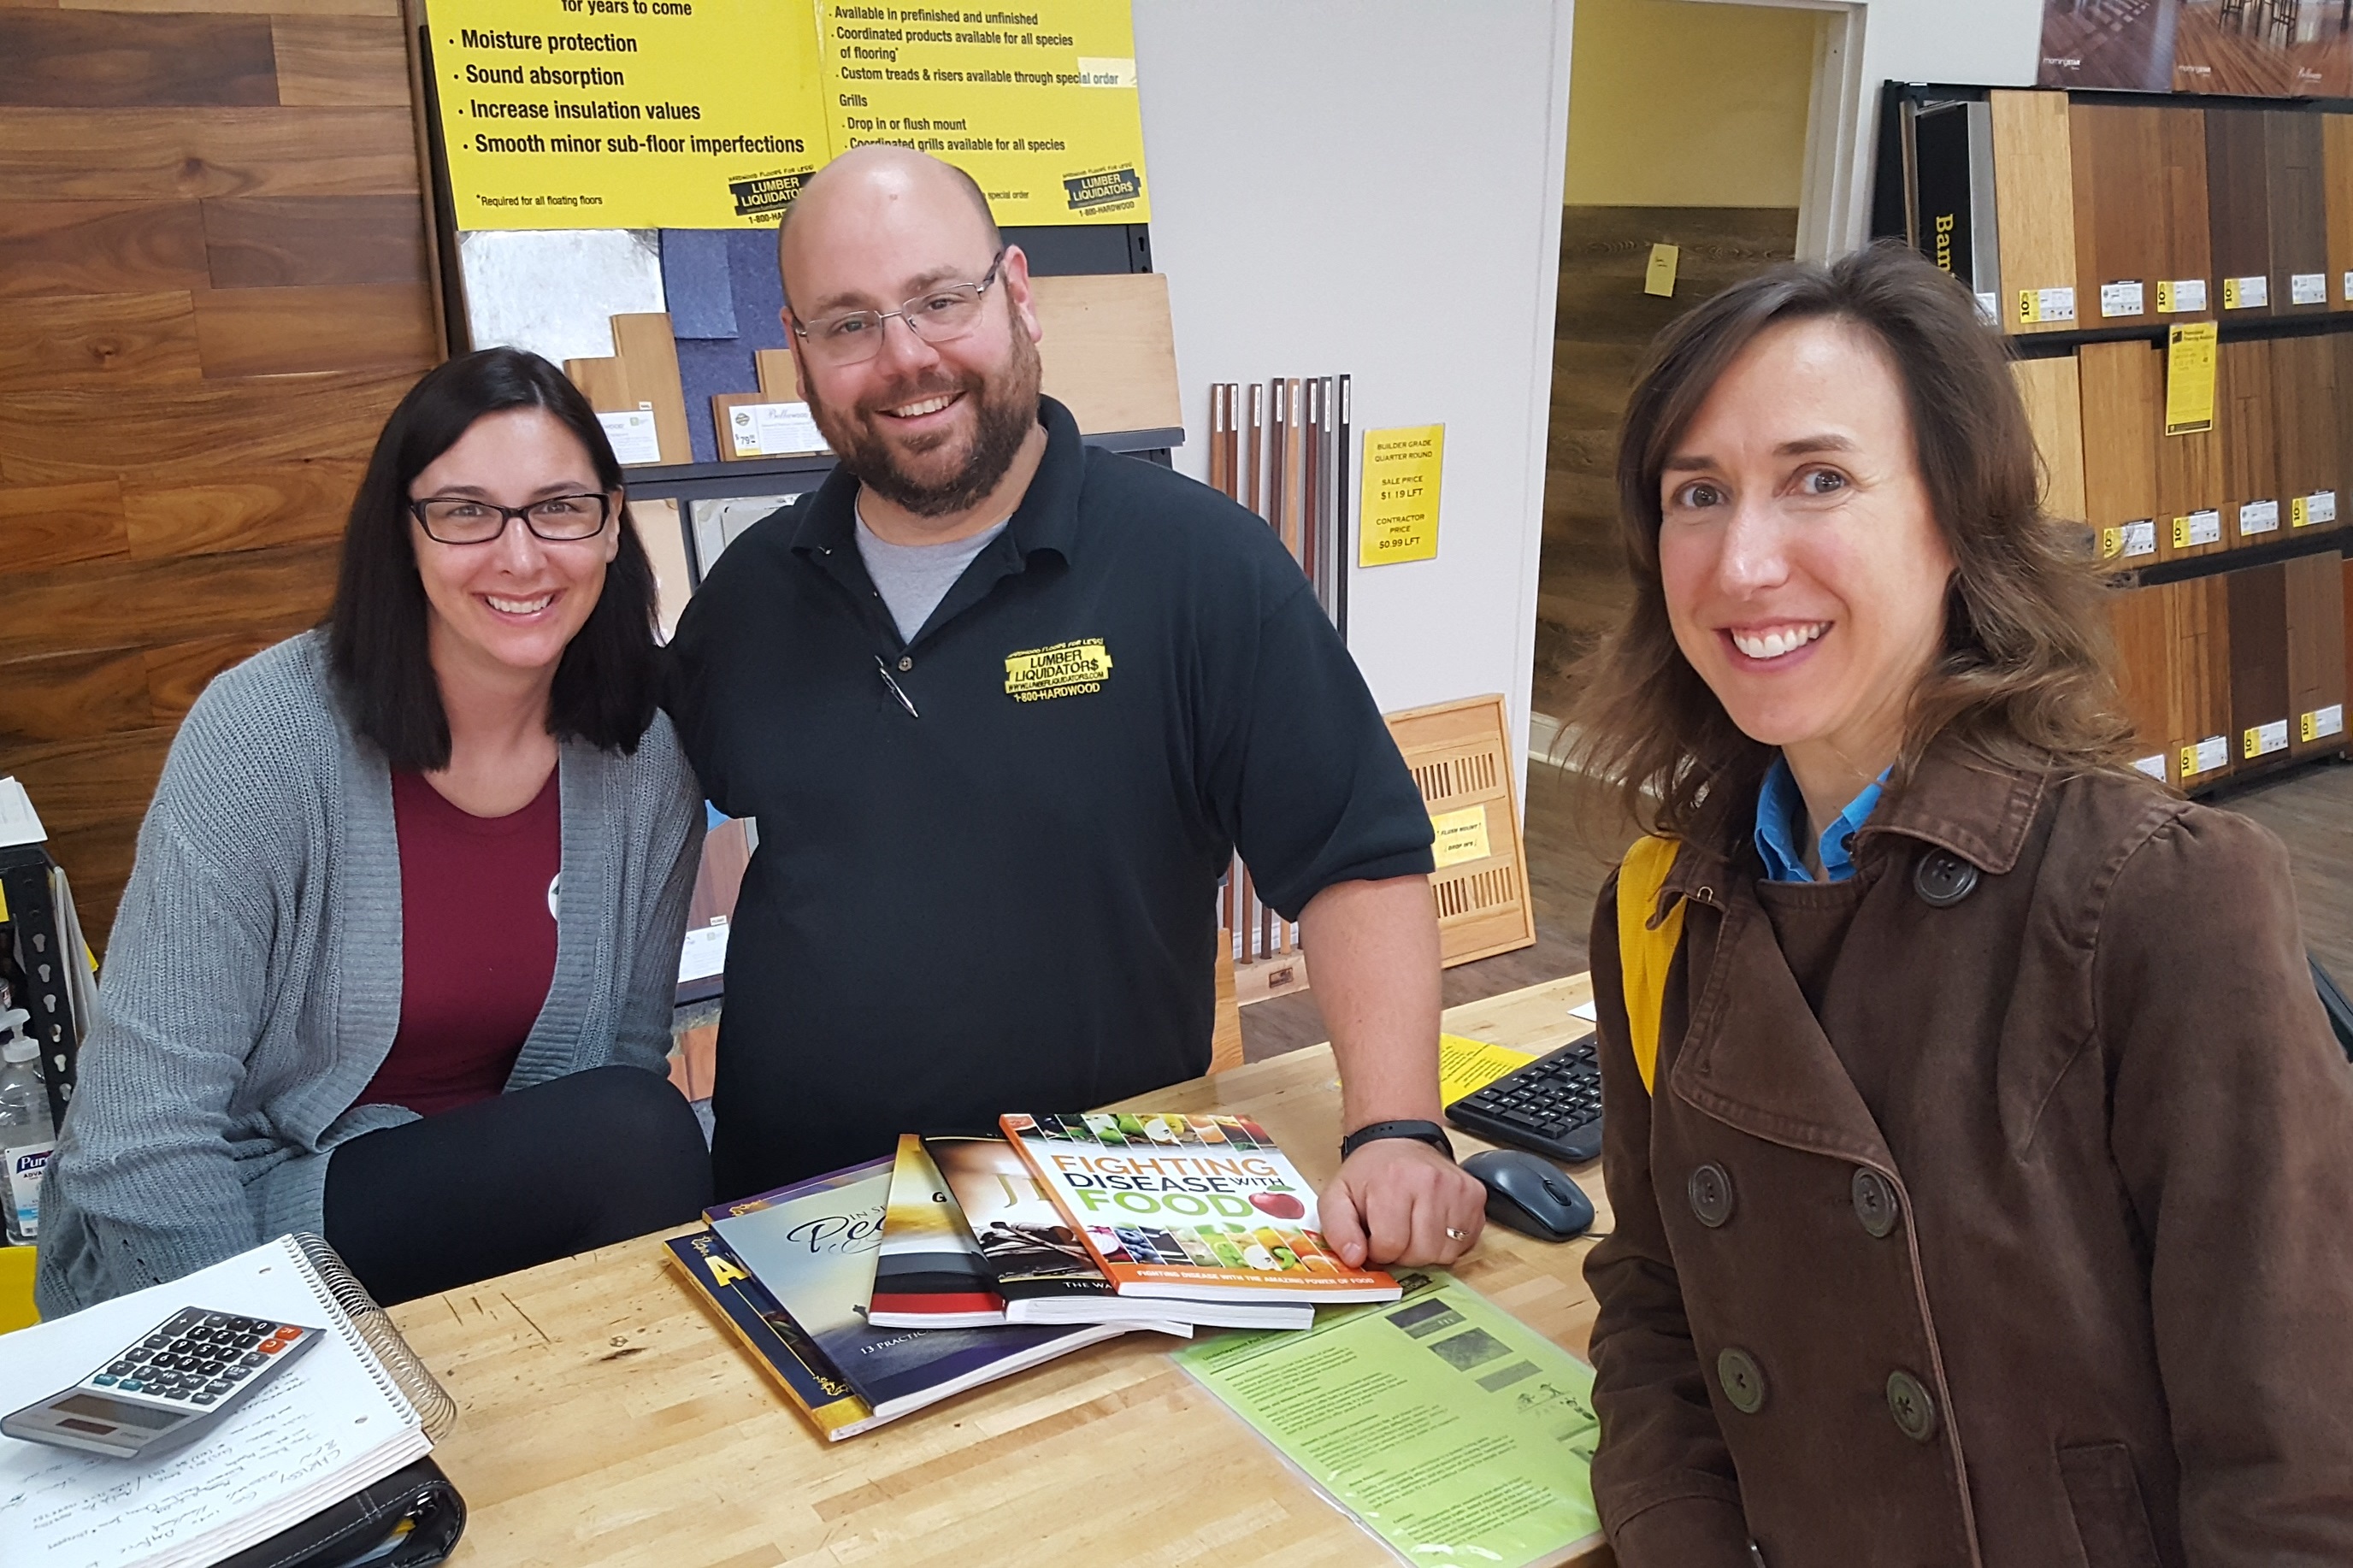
[1339,1118,1456,1163]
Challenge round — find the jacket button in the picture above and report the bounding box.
[1687,1163,1735,1229]
[1913,849,1979,907]
[1717,1347,1766,1413]
[1887,1370,1938,1441]
[897,656,913,672]
[1851,1169,1900,1238]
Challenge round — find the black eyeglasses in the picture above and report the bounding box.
[410,493,612,545]
[792,251,1007,367]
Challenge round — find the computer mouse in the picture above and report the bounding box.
[1463,1148,1595,1242]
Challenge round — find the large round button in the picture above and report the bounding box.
[1687,1163,1735,1229]
[1717,1348,1767,1414]
[1851,1168,1900,1239]
[1887,1370,1938,1441]
[1913,849,1979,907]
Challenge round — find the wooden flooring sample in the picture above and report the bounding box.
[2327,115,2353,309]
[2219,337,2281,548]
[199,195,428,288]
[2271,331,2340,533]
[2206,106,2275,316]
[2154,106,2216,319]
[0,12,275,109]
[2227,562,2292,765]
[2011,355,2087,525]
[2105,582,2173,779]
[1030,273,1183,434]
[2079,340,2161,564]
[1992,91,2079,331]
[191,281,435,378]
[2165,575,2234,785]
[610,311,691,466]
[2287,550,2347,756]
[2070,103,2214,323]
[2156,343,2227,563]
[2264,110,2329,315]
[0,200,209,301]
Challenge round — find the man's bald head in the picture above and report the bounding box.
[777,146,1000,313]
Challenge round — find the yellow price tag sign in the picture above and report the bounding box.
[2303,712,2320,744]
[1358,426,1444,566]
[2164,321,2218,435]
[2100,525,2122,559]
[2179,745,2198,777]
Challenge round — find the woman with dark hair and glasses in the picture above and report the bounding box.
[38,348,712,1314]
[1572,245,2353,1563]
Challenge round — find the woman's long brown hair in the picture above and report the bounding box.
[1566,241,2135,838]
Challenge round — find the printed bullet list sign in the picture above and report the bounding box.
[1358,426,1444,567]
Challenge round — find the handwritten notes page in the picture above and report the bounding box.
[0,1235,428,1568]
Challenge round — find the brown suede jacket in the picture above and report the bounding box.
[1583,739,2353,1567]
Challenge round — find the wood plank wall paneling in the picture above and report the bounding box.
[1990,91,2079,333]
[2286,550,2348,757]
[2219,337,2280,547]
[2157,107,2216,317]
[2079,339,2161,562]
[0,1,439,940]
[2227,563,2292,762]
[2206,107,2275,316]
[2271,332,2340,517]
[2011,356,2087,524]
[2327,115,2353,308]
[2264,110,2329,316]
[2072,103,2167,325]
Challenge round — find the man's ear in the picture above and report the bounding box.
[775,313,813,399]
[1000,244,1043,345]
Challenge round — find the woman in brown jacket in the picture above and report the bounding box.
[1570,243,2353,1566]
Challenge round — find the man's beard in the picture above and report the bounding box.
[807,329,1041,518]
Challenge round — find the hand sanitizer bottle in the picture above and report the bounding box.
[0,1009,55,1246]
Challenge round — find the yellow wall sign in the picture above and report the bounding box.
[430,0,829,228]
[1358,425,1444,567]
[2164,321,2218,436]
[818,0,1149,227]
[1429,805,1490,869]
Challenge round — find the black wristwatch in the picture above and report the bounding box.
[1340,1119,1456,1163]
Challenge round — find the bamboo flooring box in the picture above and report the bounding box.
[2080,340,2162,565]
[2105,582,2174,781]
[2012,356,2087,524]
[2206,107,2276,317]
[2264,110,2330,315]
[1991,91,2080,333]
[2165,575,2234,787]
[2271,332,2341,534]
[2287,550,2348,756]
[2219,337,2282,548]
[2227,563,2293,766]
[2071,103,2212,323]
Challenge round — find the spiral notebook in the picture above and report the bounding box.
[0,1233,455,1568]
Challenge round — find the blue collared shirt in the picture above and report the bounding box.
[1754,759,1888,883]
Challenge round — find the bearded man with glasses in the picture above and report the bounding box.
[665,146,1486,1270]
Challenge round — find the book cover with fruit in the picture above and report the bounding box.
[870,1134,1007,1328]
[1000,1111,1401,1305]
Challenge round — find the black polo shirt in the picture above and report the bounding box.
[664,396,1435,1199]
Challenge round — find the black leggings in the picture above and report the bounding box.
[321,1064,713,1306]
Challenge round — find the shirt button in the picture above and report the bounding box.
[897,656,913,672]
[1687,1163,1735,1229]
[1851,1168,1900,1238]
[1913,848,1979,907]
[1886,1370,1938,1441]
[1716,1347,1767,1413]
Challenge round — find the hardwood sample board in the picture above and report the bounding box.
[2155,344,2227,563]
[0,12,276,110]
[2218,337,2281,548]
[1029,273,1182,435]
[1991,91,2080,332]
[2070,103,2211,322]
[2286,550,2347,756]
[2105,583,2173,780]
[1384,693,1534,968]
[2205,107,2276,316]
[2154,107,2216,318]
[199,194,428,289]
[189,281,435,379]
[2164,575,2234,785]
[609,312,692,467]
[2227,563,2292,766]
[2079,340,2162,564]
[753,346,802,403]
[2011,356,2087,524]
[2263,110,2330,315]
[2326,115,2353,309]
[2270,331,2340,534]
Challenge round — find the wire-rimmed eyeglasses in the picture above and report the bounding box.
[792,250,1007,367]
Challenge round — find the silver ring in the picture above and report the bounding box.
[1445,1226,1470,1241]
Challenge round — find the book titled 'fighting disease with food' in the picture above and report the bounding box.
[1001,1112,1402,1305]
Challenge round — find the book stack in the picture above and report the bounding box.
[667,1111,1399,1441]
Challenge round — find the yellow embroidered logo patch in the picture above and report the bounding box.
[1004,638,1112,703]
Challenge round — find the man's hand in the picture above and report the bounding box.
[1318,1136,1489,1268]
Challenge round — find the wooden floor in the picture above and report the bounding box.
[1239,756,2353,1059]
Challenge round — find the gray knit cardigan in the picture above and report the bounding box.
[36,630,705,1317]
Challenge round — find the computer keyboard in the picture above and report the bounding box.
[1444,1032,1603,1164]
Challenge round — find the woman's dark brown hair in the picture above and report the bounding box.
[325,346,661,769]
[1566,241,2133,837]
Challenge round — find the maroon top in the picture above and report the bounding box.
[357,767,561,1116]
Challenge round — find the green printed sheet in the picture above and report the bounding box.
[1175,1271,1602,1567]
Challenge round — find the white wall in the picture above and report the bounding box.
[1131,0,1574,788]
